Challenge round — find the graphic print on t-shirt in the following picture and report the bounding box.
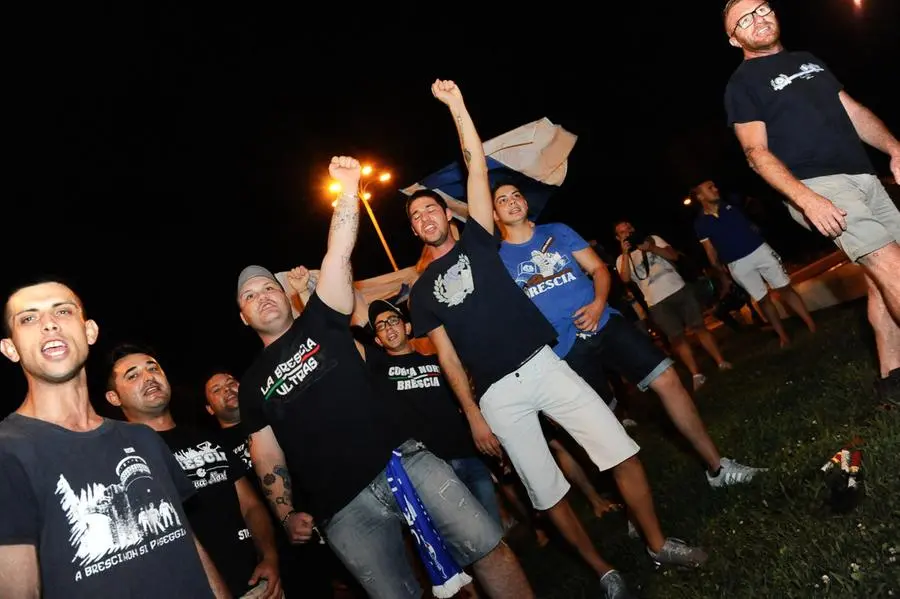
[172,442,232,489]
[513,235,577,298]
[54,446,188,581]
[388,363,442,391]
[433,254,474,307]
[770,62,824,91]
[258,336,331,411]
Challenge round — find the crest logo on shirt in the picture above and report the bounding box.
[514,236,576,299]
[770,62,824,91]
[433,254,474,307]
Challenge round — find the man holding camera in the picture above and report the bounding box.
[614,222,731,391]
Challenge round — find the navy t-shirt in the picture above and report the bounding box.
[0,414,213,599]
[724,50,873,180]
[410,219,558,397]
[694,203,765,264]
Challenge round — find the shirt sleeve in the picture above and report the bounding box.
[409,283,441,338]
[153,433,197,503]
[304,292,351,329]
[221,432,249,481]
[694,218,709,241]
[724,77,762,126]
[651,235,670,248]
[553,223,590,253]
[0,452,38,546]
[461,218,499,249]
[803,52,843,93]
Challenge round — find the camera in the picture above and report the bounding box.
[626,231,650,248]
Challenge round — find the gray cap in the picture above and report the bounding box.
[237,265,279,298]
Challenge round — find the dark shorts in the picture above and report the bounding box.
[648,286,705,339]
[564,313,674,393]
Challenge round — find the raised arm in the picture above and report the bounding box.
[0,545,39,599]
[317,156,363,314]
[427,325,502,457]
[735,121,847,238]
[431,79,493,233]
[839,90,900,183]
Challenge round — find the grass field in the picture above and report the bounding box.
[511,300,899,598]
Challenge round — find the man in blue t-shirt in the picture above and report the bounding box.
[692,180,816,347]
[495,185,765,489]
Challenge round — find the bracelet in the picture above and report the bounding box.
[281,510,297,527]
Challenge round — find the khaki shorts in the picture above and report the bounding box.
[791,173,900,262]
[728,243,792,302]
[479,346,640,510]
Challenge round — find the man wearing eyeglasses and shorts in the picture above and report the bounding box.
[723,0,900,402]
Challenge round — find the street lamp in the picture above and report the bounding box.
[329,164,400,272]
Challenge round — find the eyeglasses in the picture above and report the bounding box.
[732,2,772,35]
[374,315,402,331]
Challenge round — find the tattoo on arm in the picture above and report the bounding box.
[260,464,294,512]
[455,115,472,165]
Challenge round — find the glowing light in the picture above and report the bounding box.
[683,197,692,206]
[362,192,372,201]
[328,182,341,194]
[378,172,391,182]
[361,165,373,176]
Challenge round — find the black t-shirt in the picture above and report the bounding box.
[410,218,558,396]
[0,414,213,599]
[240,293,411,521]
[158,426,257,597]
[217,422,252,471]
[366,348,477,461]
[724,50,873,180]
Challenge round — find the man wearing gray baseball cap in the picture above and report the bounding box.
[234,156,533,599]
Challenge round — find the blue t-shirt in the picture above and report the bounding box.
[499,223,615,358]
[694,202,765,264]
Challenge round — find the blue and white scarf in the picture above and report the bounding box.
[386,450,473,598]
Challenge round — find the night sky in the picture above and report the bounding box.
[4,1,898,420]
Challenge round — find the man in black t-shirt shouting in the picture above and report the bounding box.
[105,344,283,599]
[723,0,900,400]
[408,80,708,599]
[236,156,534,599]
[0,278,224,599]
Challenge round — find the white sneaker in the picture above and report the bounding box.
[707,457,767,488]
[692,373,707,391]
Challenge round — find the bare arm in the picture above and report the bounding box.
[735,121,847,237]
[840,91,900,157]
[0,545,39,599]
[433,80,493,233]
[646,239,679,262]
[572,246,612,332]
[235,477,278,563]
[427,325,502,457]
[194,535,232,598]
[235,477,282,597]
[317,157,363,315]
[248,426,294,524]
[700,239,720,269]
[616,252,632,284]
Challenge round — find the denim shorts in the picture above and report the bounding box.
[565,313,674,393]
[322,439,502,599]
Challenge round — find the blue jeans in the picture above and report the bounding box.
[322,439,503,599]
[448,457,502,528]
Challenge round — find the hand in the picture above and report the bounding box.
[431,79,463,107]
[329,156,361,195]
[468,413,502,458]
[283,511,316,544]
[620,239,632,254]
[247,557,282,599]
[800,193,847,238]
[286,266,311,295]
[890,153,900,187]
[573,300,604,332]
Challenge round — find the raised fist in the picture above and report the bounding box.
[329,156,361,194]
[431,79,463,107]
[286,266,317,295]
